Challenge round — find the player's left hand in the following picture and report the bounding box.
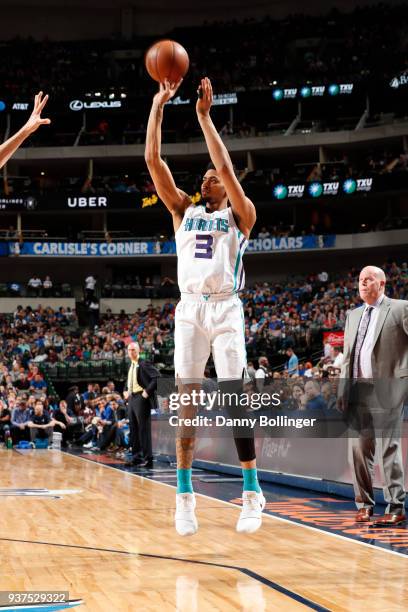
[24,92,51,134]
[196,77,213,117]
[154,79,183,107]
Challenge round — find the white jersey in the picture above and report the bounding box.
[175,204,248,294]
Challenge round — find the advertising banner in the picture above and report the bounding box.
[323,331,345,347]
[2,235,336,257]
[5,241,177,257]
[247,235,336,252]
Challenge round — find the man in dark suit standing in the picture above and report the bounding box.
[124,342,160,468]
[339,265,408,525]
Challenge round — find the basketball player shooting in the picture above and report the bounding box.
[0,92,50,169]
[145,77,265,536]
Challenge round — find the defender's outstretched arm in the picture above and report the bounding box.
[0,92,50,169]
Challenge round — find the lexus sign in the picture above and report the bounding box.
[69,99,122,111]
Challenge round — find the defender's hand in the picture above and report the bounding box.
[154,79,183,107]
[24,92,51,134]
[196,77,213,117]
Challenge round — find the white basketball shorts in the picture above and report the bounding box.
[174,292,247,380]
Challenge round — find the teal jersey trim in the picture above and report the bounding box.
[232,244,242,292]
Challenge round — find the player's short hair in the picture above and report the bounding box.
[205,162,239,178]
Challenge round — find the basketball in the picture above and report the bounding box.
[145,39,189,83]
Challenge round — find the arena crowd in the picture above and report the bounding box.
[0,261,406,450]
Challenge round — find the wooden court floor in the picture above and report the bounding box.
[1,449,407,611]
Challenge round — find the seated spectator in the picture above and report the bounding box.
[29,373,48,394]
[246,361,256,381]
[9,363,22,383]
[26,364,40,382]
[318,270,329,284]
[65,307,76,322]
[43,276,53,297]
[255,356,270,391]
[83,397,114,450]
[106,381,117,395]
[112,401,129,450]
[63,386,80,414]
[27,400,65,444]
[285,383,305,411]
[323,311,337,329]
[15,372,30,391]
[304,380,327,410]
[10,400,30,443]
[81,383,96,406]
[330,346,344,372]
[52,399,80,447]
[97,399,128,451]
[0,399,11,442]
[258,226,271,239]
[304,362,314,378]
[321,381,337,411]
[54,333,65,352]
[27,275,42,297]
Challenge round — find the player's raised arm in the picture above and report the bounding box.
[196,77,256,237]
[0,92,50,169]
[144,80,191,222]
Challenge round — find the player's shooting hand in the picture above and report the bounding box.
[154,79,183,107]
[196,77,213,117]
[24,92,51,134]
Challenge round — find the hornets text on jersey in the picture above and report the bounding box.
[175,205,248,294]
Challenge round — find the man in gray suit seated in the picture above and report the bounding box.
[338,265,408,525]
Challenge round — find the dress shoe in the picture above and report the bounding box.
[372,513,406,527]
[136,459,154,469]
[355,508,373,522]
[124,457,145,467]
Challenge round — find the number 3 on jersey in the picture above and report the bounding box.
[194,234,213,259]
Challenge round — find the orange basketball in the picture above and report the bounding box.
[145,39,189,83]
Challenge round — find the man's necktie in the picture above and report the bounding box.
[132,362,136,392]
[352,306,373,379]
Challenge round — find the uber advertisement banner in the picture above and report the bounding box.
[1,174,406,213]
[0,194,155,212]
